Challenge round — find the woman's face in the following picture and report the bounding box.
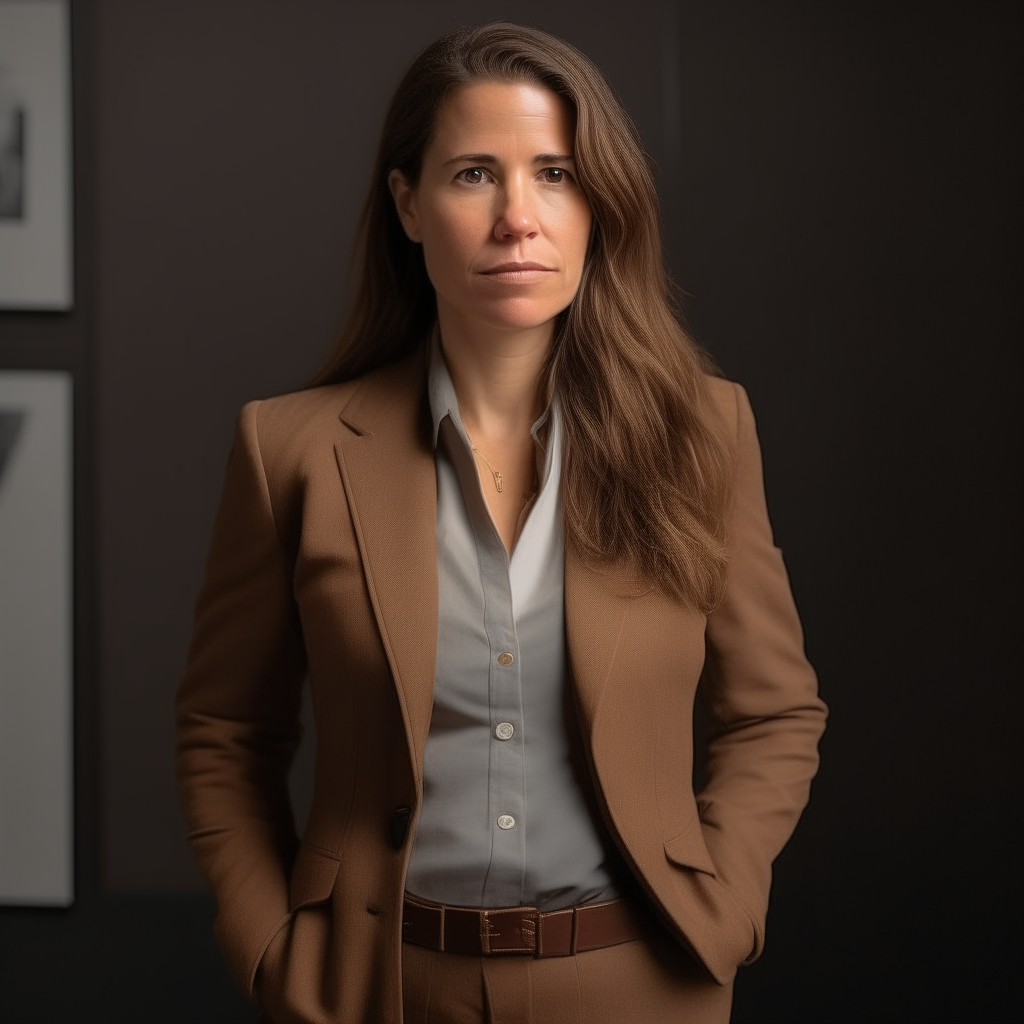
[390,80,592,336]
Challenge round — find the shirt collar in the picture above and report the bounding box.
[427,326,461,449]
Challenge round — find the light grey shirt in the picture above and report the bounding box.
[404,333,622,912]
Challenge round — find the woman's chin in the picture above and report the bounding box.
[448,297,569,336]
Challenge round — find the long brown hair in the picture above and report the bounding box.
[311,22,733,610]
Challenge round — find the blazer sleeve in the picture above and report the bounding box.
[697,382,828,963]
[175,400,307,996]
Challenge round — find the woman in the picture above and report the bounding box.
[176,21,827,1024]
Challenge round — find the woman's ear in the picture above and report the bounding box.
[388,169,422,243]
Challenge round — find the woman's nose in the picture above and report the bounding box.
[493,182,538,241]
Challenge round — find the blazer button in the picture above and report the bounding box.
[388,805,412,850]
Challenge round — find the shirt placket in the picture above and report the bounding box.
[440,416,528,906]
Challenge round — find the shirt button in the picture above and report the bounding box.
[497,652,514,667]
[495,722,515,741]
[497,814,516,830]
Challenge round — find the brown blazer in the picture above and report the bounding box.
[175,346,826,1023]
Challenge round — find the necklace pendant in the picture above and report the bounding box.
[494,471,503,493]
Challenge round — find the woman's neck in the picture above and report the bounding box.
[436,301,553,442]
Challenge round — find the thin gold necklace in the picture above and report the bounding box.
[470,445,503,493]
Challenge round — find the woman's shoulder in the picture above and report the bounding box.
[703,372,746,440]
[244,379,352,439]
[247,348,427,439]
[704,372,737,404]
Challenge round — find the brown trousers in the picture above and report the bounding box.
[401,932,734,1024]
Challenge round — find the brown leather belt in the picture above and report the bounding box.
[402,892,652,958]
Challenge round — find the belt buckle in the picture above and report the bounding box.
[480,906,538,955]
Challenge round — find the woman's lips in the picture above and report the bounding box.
[479,262,555,283]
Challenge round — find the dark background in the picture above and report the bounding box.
[0,1,1019,1021]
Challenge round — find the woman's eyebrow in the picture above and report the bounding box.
[443,152,575,166]
[444,153,498,166]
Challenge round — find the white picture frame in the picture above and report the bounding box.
[0,370,73,906]
[0,0,73,309]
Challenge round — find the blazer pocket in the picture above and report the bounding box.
[289,843,342,911]
[251,845,343,999]
[663,817,760,973]
[663,815,718,877]
[249,909,293,998]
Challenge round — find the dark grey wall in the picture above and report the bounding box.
[0,1,1018,1021]
[664,6,1020,1021]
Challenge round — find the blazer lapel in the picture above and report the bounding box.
[333,352,438,783]
[564,549,651,736]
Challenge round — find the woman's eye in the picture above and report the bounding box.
[459,168,486,184]
[542,167,566,183]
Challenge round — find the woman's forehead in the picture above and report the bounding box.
[429,81,575,158]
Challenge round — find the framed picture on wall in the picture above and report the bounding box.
[0,370,73,906]
[0,0,73,309]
